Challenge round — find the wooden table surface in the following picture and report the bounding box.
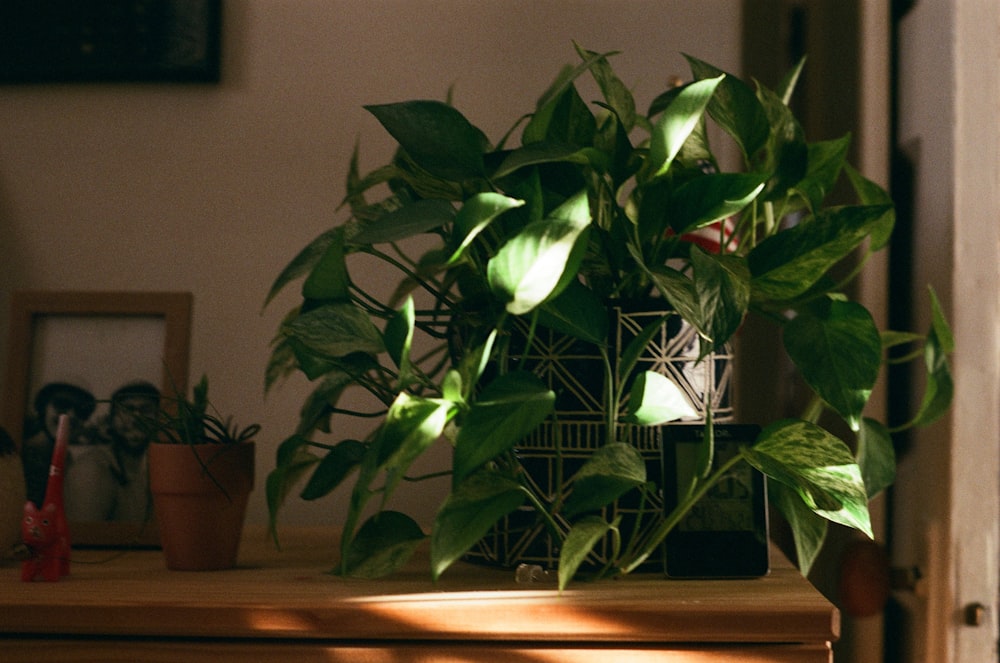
[0,527,839,662]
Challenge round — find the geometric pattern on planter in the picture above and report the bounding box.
[464,304,734,570]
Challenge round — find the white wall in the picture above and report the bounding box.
[0,1,743,530]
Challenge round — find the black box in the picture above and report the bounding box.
[661,423,769,578]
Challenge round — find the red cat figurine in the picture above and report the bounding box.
[21,413,71,582]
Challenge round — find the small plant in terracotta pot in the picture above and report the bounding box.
[146,376,259,571]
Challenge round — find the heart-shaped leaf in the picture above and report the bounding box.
[448,193,525,265]
[691,247,751,353]
[558,516,615,590]
[488,190,591,315]
[685,55,770,161]
[645,75,724,179]
[903,287,955,429]
[745,419,872,538]
[536,280,609,345]
[624,371,698,425]
[563,443,646,517]
[431,470,527,580]
[783,298,881,431]
[384,297,415,374]
[453,371,555,485]
[668,172,768,236]
[856,418,895,499]
[340,511,426,578]
[768,479,828,576]
[365,100,488,181]
[283,302,385,360]
[370,393,455,500]
[300,439,367,501]
[349,198,456,246]
[302,231,350,301]
[748,204,892,301]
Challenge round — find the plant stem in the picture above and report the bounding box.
[601,347,617,442]
[521,481,563,544]
[802,394,825,424]
[763,201,776,237]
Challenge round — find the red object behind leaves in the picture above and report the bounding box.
[838,539,891,617]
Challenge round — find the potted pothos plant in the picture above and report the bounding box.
[264,44,953,590]
[147,375,259,570]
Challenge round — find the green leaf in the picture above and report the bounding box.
[642,252,749,357]
[928,285,955,354]
[284,302,385,360]
[526,78,597,147]
[340,511,426,578]
[691,248,751,353]
[768,479,828,576]
[295,361,378,435]
[453,371,555,485]
[266,435,321,542]
[365,100,488,181]
[754,83,808,202]
[431,470,527,580]
[745,419,872,538]
[783,299,881,431]
[685,55,770,160]
[349,199,456,246]
[265,330,299,392]
[668,172,768,236]
[857,418,895,499]
[646,267,701,333]
[882,330,925,350]
[448,193,525,265]
[454,331,498,403]
[794,135,850,213]
[617,312,672,383]
[300,439,367,501]
[563,443,646,517]
[624,371,698,425]
[487,190,592,315]
[285,336,341,382]
[645,75,724,180]
[748,204,892,301]
[844,163,895,251]
[558,516,614,590]
[775,56,807,106]
[265,227,341,307]
[575,42,636,132]
[904,287,954,428]
[536,280,609,345]
[384,297,415,377]
[441,369,464,405]
[302,231,350,301]
[370,393,455,500]
[524,50,612,146]
[493,142,605,180]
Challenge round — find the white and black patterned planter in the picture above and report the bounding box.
[464,303,734,569]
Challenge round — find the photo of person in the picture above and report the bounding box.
[21,381,96,508]
[4,291,190,545]
[64,381,161,523]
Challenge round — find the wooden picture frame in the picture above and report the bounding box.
[2,291,192,547]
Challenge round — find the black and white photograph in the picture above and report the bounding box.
[3,291,191,546]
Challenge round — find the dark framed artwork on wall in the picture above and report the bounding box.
[0,1,222,84]
[2,291,192,547]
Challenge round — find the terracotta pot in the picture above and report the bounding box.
[148,442,254,571]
